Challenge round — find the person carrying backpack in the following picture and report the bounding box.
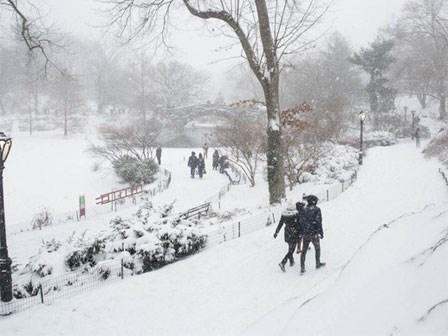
[300,195,325,274]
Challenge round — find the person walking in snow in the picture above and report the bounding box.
[274,201,300,272]
[415,126,421,148]
[212,149,219,170]
[300,195,325,274]
[156,146,162,165]
[197,153,206,178]
[295,201,306,254]
[203,142,209,159]
[218,155,229,173]
[188,151,199,178]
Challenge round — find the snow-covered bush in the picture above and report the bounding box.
[423,127,448,167]
[31,208,54,230]
[364,131,398,146]
[300,143,358,184]
[113,155,159,184]
[65,237,108,271]
[12,202,208,298]
[13,239,69,298]
[341,130,397,148]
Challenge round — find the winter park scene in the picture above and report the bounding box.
[1,0,448,335]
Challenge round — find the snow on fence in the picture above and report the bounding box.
[0,173,356,319]
[0,259,127,318]
[205,174,357,248]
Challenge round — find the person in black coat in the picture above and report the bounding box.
[187,151,198,178]
[274,201,300,272]
[156,146,162,165]
[295,201,306,253]
[300,195,325,274]
[212,150,219,170]
[197,153,205,178]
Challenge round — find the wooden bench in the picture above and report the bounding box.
[179,202,211,220]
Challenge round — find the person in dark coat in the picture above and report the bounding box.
[212,150,219,170]
[197,153,205,178]
[274,201,300,272]
[156,146,162,165]
[203,142,209,159]
[300,195,325,274]
[415,126,421,148]
[187,151,198,178]
[295,201,306,254]
[218,155,228,173]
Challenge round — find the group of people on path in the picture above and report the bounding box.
[188,143,232,178]
[274,194,325,275]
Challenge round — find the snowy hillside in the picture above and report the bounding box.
[1,138,447,336]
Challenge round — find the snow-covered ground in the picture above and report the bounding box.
[2,130,447,335]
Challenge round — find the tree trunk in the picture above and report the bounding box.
[263,82,285,204]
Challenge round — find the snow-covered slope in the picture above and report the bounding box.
[2,140,447,336]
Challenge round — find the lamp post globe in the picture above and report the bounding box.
[358,111,366,165]
[0,132,13,302]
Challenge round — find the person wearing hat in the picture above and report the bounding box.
[300,194,325,274]
[274,200,300,272]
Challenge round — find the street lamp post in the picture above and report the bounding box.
[359,111,366,165]
[0,132,12,302]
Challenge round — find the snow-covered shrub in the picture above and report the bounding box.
[13,239,69,298]
[341,130,397,148]
[423,128,448,167]
[12,202,208,297]
[300,143,358,184]
[364,131,398,147]
[31,208,54,230]
[65,237,108,271]
[106,215,207,274]
[113,155,159,184]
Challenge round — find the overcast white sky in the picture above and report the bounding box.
[41,0,409,98]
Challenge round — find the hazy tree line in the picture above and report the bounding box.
[0,37,209,135]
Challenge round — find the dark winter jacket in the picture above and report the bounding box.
[156,147,162,158]
[197,157,205,171]
[274,210,300,243]
[212,151,219,167]
[301,204,323,237]
[188,155,198,168]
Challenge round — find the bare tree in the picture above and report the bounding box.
[1,0,62,71]
[90,121,162,164]
[281,103,326,190]
[150,60,208,108]
[49,69,84,136]
[216,112,266,187]
[392,0,448,119]
[101,0,329,204]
